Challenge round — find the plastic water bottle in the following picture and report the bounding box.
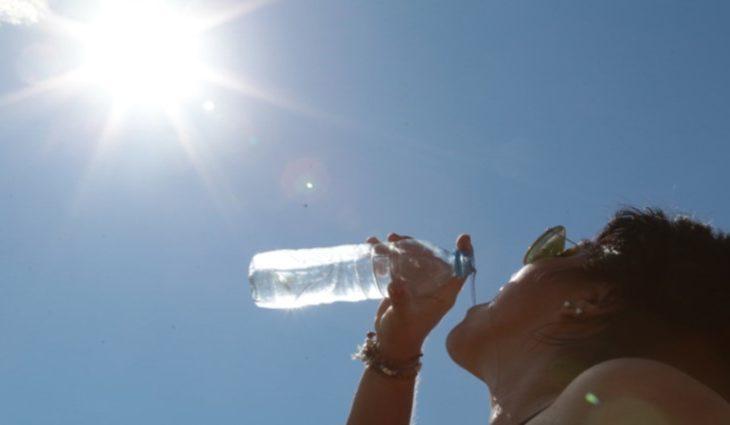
[248,239,476,309]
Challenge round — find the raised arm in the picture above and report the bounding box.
[346,233,473,425]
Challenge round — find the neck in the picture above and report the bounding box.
[480,333,730,424]
[479,342,581,425]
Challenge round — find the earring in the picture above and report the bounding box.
[564,301,583,316]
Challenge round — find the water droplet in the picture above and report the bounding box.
[305,181,314,190]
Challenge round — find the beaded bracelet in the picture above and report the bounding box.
[352,332,423,380]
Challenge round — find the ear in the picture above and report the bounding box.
[561,282,623,320]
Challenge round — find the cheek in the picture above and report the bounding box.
[490,278,550,322]
[490,281,570,342]
[472,283,544,346]
[487,284,522,326]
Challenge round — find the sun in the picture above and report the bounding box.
[1,0,311,115]
[78,3,204,106]
[0,0,327,209]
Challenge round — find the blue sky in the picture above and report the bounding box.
[2,1,730,424]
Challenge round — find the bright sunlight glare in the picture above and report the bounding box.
[0,0,297,213]
[78,3,203,105]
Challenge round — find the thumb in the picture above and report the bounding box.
[433,274,468,301]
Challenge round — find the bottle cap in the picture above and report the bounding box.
[454,250,476,278]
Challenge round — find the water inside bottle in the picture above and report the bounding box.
[249,244,387,308]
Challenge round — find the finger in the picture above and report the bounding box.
[375,297,391,320]
[446,275,468,292]
[366,236,391,255]
[456,233,473,255]
[387,232,413,242]
[431,275,468,303]
[366,236,381,245]
[387,279,413,310]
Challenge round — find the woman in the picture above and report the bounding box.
[346,207,730,424]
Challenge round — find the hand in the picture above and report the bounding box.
[365,232,474,363]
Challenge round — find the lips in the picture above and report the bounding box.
[467,301,491,315]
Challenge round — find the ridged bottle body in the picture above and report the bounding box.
[248,240,474,309]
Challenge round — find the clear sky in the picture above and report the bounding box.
[2,1,730,424]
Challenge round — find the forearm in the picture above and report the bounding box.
[346,367,417,425]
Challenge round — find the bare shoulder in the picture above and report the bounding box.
[532,358,730,425]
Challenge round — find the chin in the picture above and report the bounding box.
[449,324,497,381]
[446,312,494,377]
[446,321,470,368]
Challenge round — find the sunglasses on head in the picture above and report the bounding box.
[523,225,581,265]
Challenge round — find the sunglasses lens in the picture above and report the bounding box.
[523,226,567,264]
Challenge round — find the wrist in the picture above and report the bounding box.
[378,340,424,364]
[353,332,423,380]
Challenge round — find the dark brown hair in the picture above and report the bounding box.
[579,206,730,357]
